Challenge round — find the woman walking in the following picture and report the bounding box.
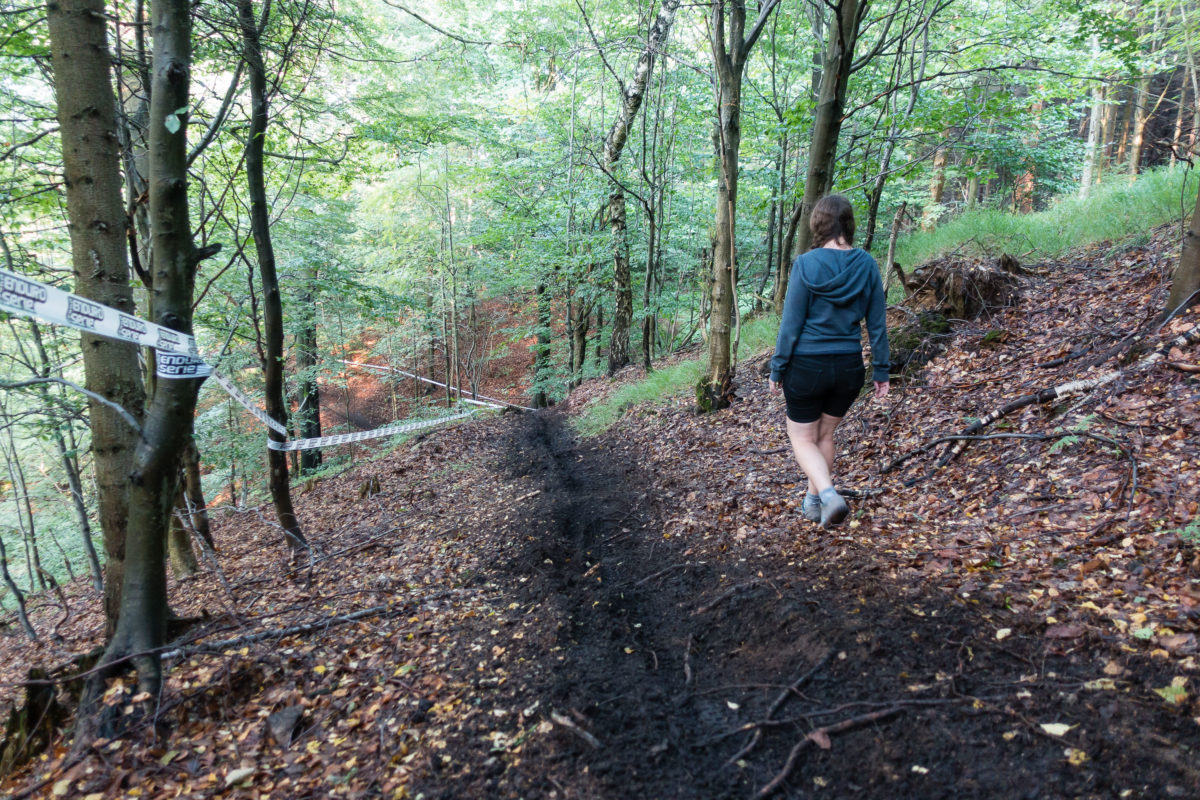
[768,194,890,528]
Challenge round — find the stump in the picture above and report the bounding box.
[899,254,1023,320]
[888,254,1026,376]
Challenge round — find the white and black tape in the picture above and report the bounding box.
[1,268,199,357]
[1,268,485,450]
[210,371,289,435]
[267,410,475,452]
[156,353,213,379]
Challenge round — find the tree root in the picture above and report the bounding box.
[756,707,904,797]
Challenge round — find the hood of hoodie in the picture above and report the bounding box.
[798,248,877,306]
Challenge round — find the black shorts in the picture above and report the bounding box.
[781,353,866,423]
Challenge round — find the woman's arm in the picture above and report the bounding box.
[865,259,890,384]
[769,257,809,382]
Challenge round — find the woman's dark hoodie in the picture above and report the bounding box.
[769,247,890,384]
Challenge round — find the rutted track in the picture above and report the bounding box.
[410,411,1200,800]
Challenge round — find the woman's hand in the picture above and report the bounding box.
[873,380,890,400]
[768,379,781,395]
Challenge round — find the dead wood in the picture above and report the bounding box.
[693,580,765,616]
[887,321,1200,485]
[724,652,834,766]
[900,256,1023,319]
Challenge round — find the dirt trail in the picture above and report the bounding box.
[414,412,1200,799]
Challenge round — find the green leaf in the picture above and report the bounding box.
[164,113,181,134]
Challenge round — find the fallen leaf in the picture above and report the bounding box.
[1044,624,1084,639]
[1039,723,1075,737]
[1154,677,1189,705]
[225,767,255,787]
[1064,747,1089,766]
[996,628,1012,640]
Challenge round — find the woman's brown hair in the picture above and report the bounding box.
[809,194,855,248]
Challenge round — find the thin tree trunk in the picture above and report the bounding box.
[167,492,198,578]
[237,0,306,554]
[46,0,146,637]
[603,0,683,376]
[182,438,214,551]
[296,265,322,474]
[1166,181,1200,316]
[790,0,861,258]
[1128,73,1152,176]
[0,534,35,640]
[1081,49,1104,198]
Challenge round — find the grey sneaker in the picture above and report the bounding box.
[818,489,849,529]
[801,494,822,523]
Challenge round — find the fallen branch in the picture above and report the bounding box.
[757,707,904,797]
[636,562,692,587]
[694,580,765,616]
[888,321,1198,485]
[724,652,833,766]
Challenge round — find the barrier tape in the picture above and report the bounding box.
[209,371,289,435]
[1,268,199,356]
[0,268,484,450]
[340,360,533,411]
[267,410,475,451]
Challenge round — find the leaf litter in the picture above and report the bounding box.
[1,225,1200,797]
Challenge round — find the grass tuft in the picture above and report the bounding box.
[894,166,1198,268]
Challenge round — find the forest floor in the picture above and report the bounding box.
[2,225,1200,798]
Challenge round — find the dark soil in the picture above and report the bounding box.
[410,411,1200,799]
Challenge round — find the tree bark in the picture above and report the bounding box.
[1128,73,1152,176]
[777,0,859,300]
[167,492,198,578]
[78,0,212,731]
[295,265,322,474]
[603,0,682,376]
[1166,182,1200,317]
[701,0,781,411]
[238,0,306,554]
[46,0,147,637]
[1081,56,1104,198]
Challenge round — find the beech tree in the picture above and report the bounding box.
[596,0,683,375]
[45,0,147,635]
[699,0,780,412]
[237,0,307,554]
[78,0,217,728]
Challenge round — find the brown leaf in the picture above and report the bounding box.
[1044,624,1084,640]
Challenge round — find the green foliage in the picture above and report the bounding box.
[894,167,1199,267]
[574,316,778,436]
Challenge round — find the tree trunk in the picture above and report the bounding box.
[78,0,212,730]
[295,266,322,475]
[921,137,948,230]
[1128,73,1152,176]
[182,438,214,551]
[167,492,198,578]
[0,534,35,640]
[603,0,682,376]
[238,0,306,554]
[532,280,551,408]
[1166,182,1200,317]
[1108,84,1128,165]
[789,0,860,258]
[46,0,147,637]
[1081,69,1104,198]
[701,0,781,411]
